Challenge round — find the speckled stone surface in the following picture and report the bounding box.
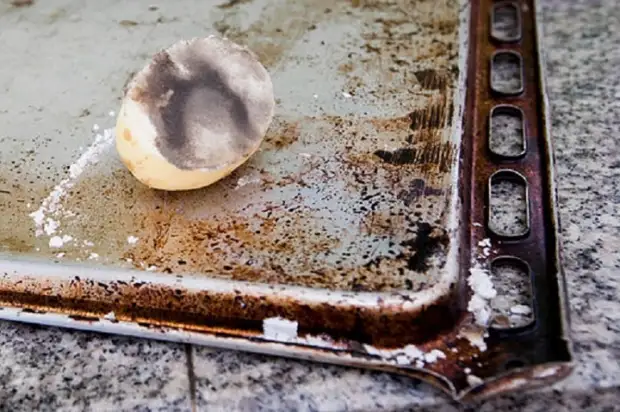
[0,322,192,411]
[1,0,619,411]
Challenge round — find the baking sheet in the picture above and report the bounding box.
[0,0,572,402]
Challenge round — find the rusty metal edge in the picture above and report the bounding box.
[455,0,574,403]
[0,306,457,399]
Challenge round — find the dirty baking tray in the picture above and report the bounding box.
[0,0,572,402]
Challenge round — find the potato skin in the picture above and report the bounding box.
[114,36,274,191]
[115,98,260,191]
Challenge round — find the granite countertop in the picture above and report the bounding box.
[1,0,619,411]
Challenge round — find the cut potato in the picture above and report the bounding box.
[115,36,275,191]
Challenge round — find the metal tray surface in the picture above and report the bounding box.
[0,0,572,403]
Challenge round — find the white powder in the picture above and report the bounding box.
[88,253,99,260]
[262,317,298,342]
[49,236,64,248]
[103,311,116,321]
[235,175,262,189]
[395,355,410,365]
[459,327,488,352]
[56,253,65,258]
[363,344,427,366]
[92,124,100,131]
[30,127,115,241]
[477,238,491,248]
[468,294,492,326]
[127,236,139,245]
[468,267,496,300]
[423,349,446,364]
[510,304,532,315]
[342,92,352,98]
[467,265,497,326]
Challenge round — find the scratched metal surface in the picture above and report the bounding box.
[0,0,462,293]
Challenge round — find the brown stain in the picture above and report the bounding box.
[409,95,453,132]
[123,129,132,142]
[119,20,139,27]
[421,18,458,36]
[263,119,300,149]
[338,63,354,73]
[373,142,456,173]
[415,69,451,90]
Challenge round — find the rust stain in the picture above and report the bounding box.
[123,129,132,142]
[373,142,455,173]
[415,69,452,90]
[262,118,300,149]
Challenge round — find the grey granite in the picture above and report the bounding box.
[0,322,192,412]
[0,0,619,411]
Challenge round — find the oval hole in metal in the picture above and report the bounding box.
[490,51,524,96]
[487,170,530,239]
[489,256,535,330]
[489,105,526,159]
[491,2,522,43]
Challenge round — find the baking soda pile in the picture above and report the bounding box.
[30,126,115,248]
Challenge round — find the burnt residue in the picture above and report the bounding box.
[263,118,300,149]
[373,142,455,172]
[129,46,263,170]
[409,98,453,130]
[398,179,444,206]
[402,222,450,272]
[415,69,451,90]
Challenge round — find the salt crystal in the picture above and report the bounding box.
[89,253,99,260]
[127,236,139,245]
[92,124,100,131]
[468,267,497,300]
[395,355,410,365]
[342,92,352,98]
[263,317,298,342]
[49,236,64,248]
[423,349,446,364]
[478,238,491,248]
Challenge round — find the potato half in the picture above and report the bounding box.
[115,36,275,191]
